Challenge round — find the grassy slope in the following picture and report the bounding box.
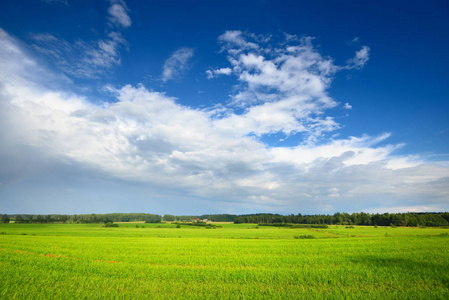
[0,224,448,299]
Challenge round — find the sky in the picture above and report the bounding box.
[0,0,448,215]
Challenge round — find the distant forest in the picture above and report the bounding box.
[2,212,449,227]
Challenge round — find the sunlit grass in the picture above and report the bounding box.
[1,224,448,299]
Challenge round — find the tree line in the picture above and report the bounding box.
[1,212,448,227]
[163,212,449,227]
[2,213,162,224]
[232,212,449,227]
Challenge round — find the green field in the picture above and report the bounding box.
[1,223,448,299]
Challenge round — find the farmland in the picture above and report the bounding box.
[1,223,448,299]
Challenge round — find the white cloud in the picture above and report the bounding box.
[344,102,352,109]
[211,32,374,143]
[87,32,126,68]
[206,67,232,79]
[108,0,131,28]
[346,46,370,69]
[351,37,360,44]
[30,1,130,78]
[218,30,259,52]
[32,32,127,78]
[214,32,343,142]
[1,29,449,214]
[161,48,194,82]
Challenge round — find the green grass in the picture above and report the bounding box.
[1,223,448,299]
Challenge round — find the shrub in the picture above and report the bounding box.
[205,224,221,229]
[294,235,316,239]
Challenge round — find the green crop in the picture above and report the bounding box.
[0,223,448,299]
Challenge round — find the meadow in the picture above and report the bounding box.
[0,223,448,299]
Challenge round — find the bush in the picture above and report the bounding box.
[145,219,162,223]
[294,235,316,239]
[205,224,222,229]
[104,222,119,227]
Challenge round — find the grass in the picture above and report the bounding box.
[0,223,448,299]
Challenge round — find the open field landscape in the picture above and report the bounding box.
[1,223,448,299]
[1,1,449,299]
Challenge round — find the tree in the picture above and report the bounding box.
[163,214,176,222]
[1,214,9,223]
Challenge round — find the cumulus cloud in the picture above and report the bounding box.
[1,29,448,214]
[206,67,232,79]
[161,48,195,82]
[209,32,374,143]
[213,32,343,142]
[31,1,130,78]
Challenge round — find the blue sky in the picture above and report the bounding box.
[0,0,448,215]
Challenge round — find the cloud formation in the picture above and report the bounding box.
[211,32,345,142]
[206,67,232,79]
[108,0,132,28]
[161,48,195,82]
[346,45,370,69]
[31,1,130,78]
[1,29,448,214]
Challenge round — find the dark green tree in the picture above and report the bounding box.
[163,214,177,222]
[1,214,10,223]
